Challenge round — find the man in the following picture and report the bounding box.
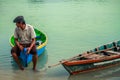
[11,16,38,71]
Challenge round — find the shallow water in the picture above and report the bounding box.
[0,0,120,80]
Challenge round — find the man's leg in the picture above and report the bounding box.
[11,46,24,70]
[11,53,24,70]
[32,54,38,70]
[30,44,38,71]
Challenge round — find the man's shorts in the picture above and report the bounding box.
[11,44,37,56]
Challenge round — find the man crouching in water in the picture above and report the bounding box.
[11,16,38,71]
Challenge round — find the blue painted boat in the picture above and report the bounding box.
[9,28,48,67]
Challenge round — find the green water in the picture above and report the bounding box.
[0,0,120,80]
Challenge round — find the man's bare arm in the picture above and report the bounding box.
[15,38,23,51]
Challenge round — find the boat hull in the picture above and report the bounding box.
[62,58,120,75]
[22,46,46,66]
[27,46,46,63]
[62,40,120,75]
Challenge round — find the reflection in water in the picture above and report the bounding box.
[37,50,48,70]
[68,64,120,80]
[11,70,45,80]
[10,50,48,80]
[29,0,107,3]
[30,0,44,2]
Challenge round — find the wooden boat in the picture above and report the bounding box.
[62,40,120,75]
[9,28,48,67]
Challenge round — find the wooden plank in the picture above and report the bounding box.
[106,50,120,55]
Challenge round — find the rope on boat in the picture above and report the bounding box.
[48,55,79,68]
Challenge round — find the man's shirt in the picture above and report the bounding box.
[14,24,36,44]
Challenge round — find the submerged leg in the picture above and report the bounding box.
[12,53,24,70]
[32,54,38,71]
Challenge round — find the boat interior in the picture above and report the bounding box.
[76,40,120,60]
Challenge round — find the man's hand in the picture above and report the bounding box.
[15,39,24,51]
[27,47,31,54]
[19,45,24,51]
[26,38,35,54]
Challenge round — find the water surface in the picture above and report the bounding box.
[0,0,120,80]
